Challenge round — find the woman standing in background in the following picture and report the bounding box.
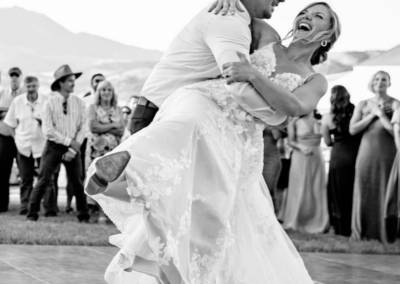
[283,111,329,234]
[384,108,400,243]
[262,128,282,205]
[322,85,361,236]
[86,81,125,223]
[350,71,399,242]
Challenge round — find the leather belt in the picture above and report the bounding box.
[137,97,158,109]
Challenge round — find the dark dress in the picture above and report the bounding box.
[384,109,400,243]
[351,98,398,241]
[262,129,281,195]
[327,118,361,236]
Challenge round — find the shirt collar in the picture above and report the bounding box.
[8,86,22,94]
[24,93,41,105]
[53,91,70,101]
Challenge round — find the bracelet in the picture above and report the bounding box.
[68,148,77,155]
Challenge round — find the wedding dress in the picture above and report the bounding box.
[86,43,315,284]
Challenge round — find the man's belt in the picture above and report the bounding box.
[137,97,157,109]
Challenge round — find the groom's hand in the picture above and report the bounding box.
[223,52,255,85]
[208,0,245,16]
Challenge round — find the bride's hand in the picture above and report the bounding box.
[208,0,245,16]
[223,52,256,85]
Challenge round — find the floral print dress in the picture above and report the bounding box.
[86,105,121,171]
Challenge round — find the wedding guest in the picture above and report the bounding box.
[86,80,124,223]
[57,73,106,213]
[262,128,281,202]
[129,95,157,135]
[127,95,150,135]
[276,129,291,219]
[82,73,105,106]
[321,85,361,236]
[384,108,400,243]
[282,111,329,234]
[350,70,399,242]
[4,76,51,215]
[0,67,24,212]
[27,65,90,222]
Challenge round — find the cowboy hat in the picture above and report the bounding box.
[51,65,82,91]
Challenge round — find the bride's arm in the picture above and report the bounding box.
[223,54,328,117]
[205,15,287,125]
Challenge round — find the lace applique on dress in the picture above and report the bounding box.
[126,149,192,205]
[251,43,306,92]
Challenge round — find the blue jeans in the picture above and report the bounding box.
[27,141,89,221]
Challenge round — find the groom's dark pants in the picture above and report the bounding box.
[129,97,158,135]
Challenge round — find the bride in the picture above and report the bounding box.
[86,2,340,283]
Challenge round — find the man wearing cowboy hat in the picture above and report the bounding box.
[27,65,90,222]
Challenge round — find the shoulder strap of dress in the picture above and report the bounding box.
[303,73,320,83]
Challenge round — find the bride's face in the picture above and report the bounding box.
[293,4,331,41]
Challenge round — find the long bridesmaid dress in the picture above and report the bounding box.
[282,115,329,234]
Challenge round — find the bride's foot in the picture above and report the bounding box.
[85,151,131,196]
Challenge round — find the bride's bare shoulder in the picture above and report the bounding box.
[251,19,280,45]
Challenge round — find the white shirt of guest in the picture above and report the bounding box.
[80,90,96,138]
[81,90,95,109]
[42,92,86,146]
[4,93,48,158]
[141,2,281,125]
[0,86,25,108]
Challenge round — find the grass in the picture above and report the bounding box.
[0,204,119,246]
[287,230,400,255]
[1,204,399,254]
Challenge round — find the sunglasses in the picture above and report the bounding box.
[94,79,104,84]
[10,73,20,78]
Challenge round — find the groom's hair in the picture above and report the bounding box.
[285,2,341,66]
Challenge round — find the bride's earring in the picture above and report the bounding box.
[321,40,328,47]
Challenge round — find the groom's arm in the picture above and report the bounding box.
[204,16,287,126]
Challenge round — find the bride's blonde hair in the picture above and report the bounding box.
[283,2,341,66]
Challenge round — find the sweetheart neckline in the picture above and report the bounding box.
[252,42,313,83]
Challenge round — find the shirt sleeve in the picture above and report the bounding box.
[204,16,287,126]
[42,99,72,146]
[75,98,87,145]
[3,100,17,128]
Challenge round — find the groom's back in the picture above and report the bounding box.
[142,4,250,107]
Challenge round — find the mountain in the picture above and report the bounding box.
[0,6,163,102]
[326,50,385,74]
[0,6,391,104]
[0,7,162,71]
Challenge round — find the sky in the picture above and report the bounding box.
[0,0,399,53]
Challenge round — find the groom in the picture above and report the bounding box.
[85,0,287,197]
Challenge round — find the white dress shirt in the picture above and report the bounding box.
[4,93,48,158]
[0,86,25,108]
[80,90,95,138]
[81,90,95,109]
[142,2,284,125]
[42,92,86,146]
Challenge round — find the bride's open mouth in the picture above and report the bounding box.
[298,22,312,32]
